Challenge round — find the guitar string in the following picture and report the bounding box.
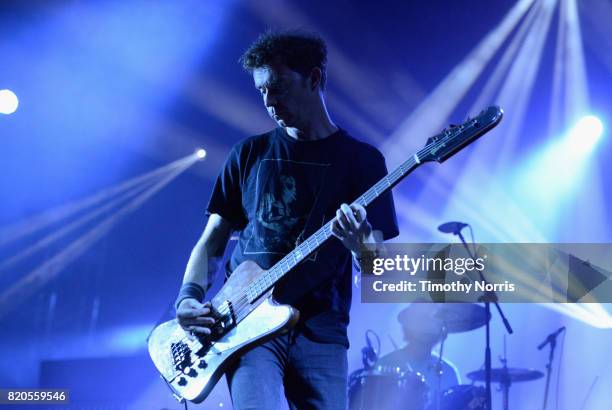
[174,120,483,353]
[185,178,405,338]
[209,119,484,321]
[173,120,484,356]
[174,118,489,356]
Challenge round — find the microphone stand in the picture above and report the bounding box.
[541,332,561,410]
[455,229,514,410]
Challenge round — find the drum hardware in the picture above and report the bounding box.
[467,363,544,410]
[429,303,488,409]
[399,303,490,337]
[362,329,380,370]
[498,337,511,410]
[388,333,399,350]
[433,325,448,410]
[396,303,493,410]
[538,326,566,410]
[466,367,545,383]
[348,367,429,410]
[438,221,515,409]
[435,385,487,410]
[432,303,490,333]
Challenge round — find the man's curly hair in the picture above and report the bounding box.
[240,30,328,90]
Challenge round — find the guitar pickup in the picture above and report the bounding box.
[216,300,237,328]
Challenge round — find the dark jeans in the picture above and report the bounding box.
[225,331,348,410]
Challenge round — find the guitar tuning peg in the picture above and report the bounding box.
[426,136,439,145]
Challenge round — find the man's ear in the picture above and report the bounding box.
[308,67,323,91]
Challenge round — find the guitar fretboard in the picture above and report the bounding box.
[244,154,421,303]
[242,109,500,303]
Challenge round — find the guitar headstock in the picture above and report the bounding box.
[421,106,503,163]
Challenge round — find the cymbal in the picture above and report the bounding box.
[398,302,490,335]
[432,303,490,333]
[467,368,544,383]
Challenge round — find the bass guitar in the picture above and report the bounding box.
[148,105,504,403]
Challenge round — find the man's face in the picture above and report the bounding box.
[253,62,315,128]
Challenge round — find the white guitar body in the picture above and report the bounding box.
[148,293,298,403]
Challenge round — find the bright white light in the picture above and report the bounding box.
[0,89,19,115]
[567,115,604,153]
[196,148,207,159]
[511,114,605,235]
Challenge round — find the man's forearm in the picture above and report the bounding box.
[176,241,222,309]
[182,214,232,286]
[183,240,217,289]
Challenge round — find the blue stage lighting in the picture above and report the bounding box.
[0,89,19,115]
[511,114,606,238]
[566,115,604,154]
[196,148,207,159]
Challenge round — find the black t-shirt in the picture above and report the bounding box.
[206,127,399,347]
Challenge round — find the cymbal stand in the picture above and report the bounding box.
[434,326,448,410]
[456,229,514,410]
[498,336,511,410]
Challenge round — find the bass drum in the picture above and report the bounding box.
[348,367,429,410]
[436,385,487,410]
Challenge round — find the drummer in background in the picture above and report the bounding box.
[375,303,460,403]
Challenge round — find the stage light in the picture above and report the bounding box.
[196,148,207,159]
[0,154,195,247]
[510,114,606,241]
[566,115,604,153]
[0,89,19,115]
[0,155,197,317]
[564,0,589,124]
[381,0,536,167]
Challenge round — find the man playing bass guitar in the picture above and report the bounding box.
[175,30,399,410]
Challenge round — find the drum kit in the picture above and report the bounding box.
[348,303,544,410]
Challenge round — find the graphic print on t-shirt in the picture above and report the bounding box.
[244,158,330,257]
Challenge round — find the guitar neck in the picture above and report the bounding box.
[245,104,504,303]
[245,153,422,303]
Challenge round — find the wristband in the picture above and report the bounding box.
[175,282,205,311]
[353,248,379,272]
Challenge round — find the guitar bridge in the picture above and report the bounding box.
[170,341,193,372]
